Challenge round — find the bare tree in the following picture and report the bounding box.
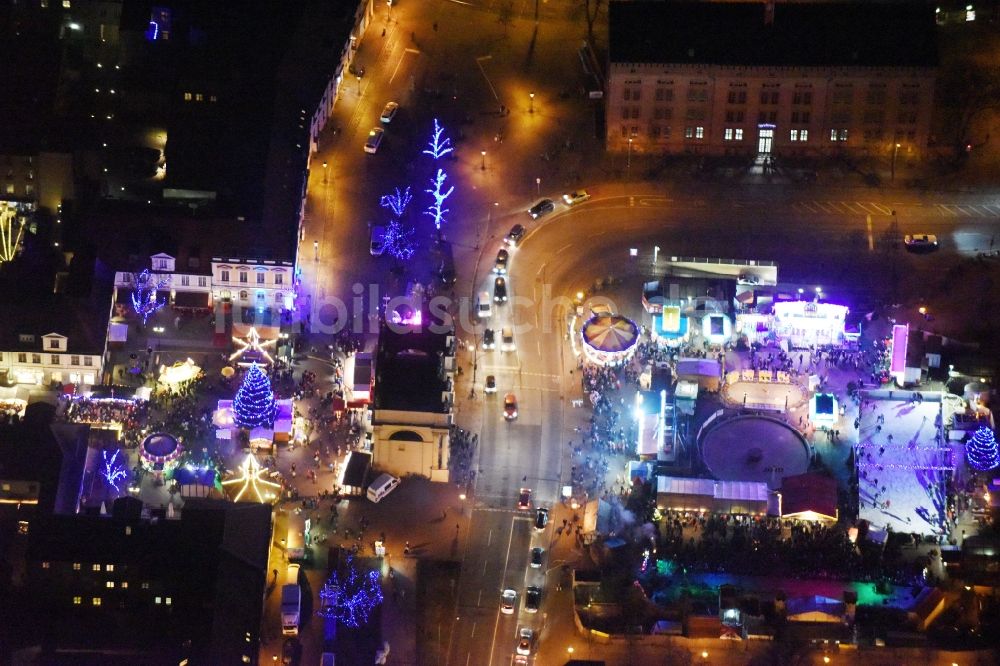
[938,62,1000,160]
[583,0,604,45]
[498,1,514,34]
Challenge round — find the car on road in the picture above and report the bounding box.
[281,637,299,664]
[504,224,526,247]
[516,627,534,655]
[380,101,399,123]
[501,327,515,352]
[517,488,532,510]
[370,225,387,256]
[364,127,384,154]
[494,277,508,303]
[485,375,497,394]
[562,190,591,206]
[477,291,492,319]
[530,547,544,568]
[482,328,496,350]
[513,657,528,666]
[503,393,518,420]
[493,248,509,274]
[501,589,517,614]
[904,233,939,251]
[528,198,555,219]
[524,586,541,613]
[534,507,548,531]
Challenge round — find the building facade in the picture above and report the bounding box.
[606,2,938,160]
[210,257,295,312]
[0,330,103,387]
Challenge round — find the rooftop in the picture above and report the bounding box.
[609,1,938,68]
[373,315,453,414]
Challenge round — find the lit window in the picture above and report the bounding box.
[106,581,115,588]
[790,130,799,142]
[155,596,162,604]
[724,128,733,141]
[695,127,704,139]
[195,93,204,102]
[121,581,128,589]
[92,597,101,606]
[73,563,81,570]
[106,564,114,572]
[830,129,837,142]
[684,127,693,139]
[92,564,101,572]
[41,561,50,569]
[734,129,743,141]
[73,596,81,605]
[800,130,809,142]
[125,526,132,535]
[838,129,849,141]
[142,582,150,590]
[183,92,192,101]
[63,0,71,8]
[165,597,172,605]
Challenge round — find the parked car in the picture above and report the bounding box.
[516,627,534,655]
[904,234,939,251]
[528,198,555,219]
[534,507,548,531]
[494,248,509,274]
[504,393,518,420]
[477,291,492,319]
[504,224,526,247]
[380,101,399,123]
[562,190,591,206]
[524,586,541,613]
[370,225,387,256]
[364,127,384,154]
[494,277,508,303]
[482,328,496,350]
[517,488,532,510]
[484,375,497,394]
[501,589,517,614]
[530,547,543,568]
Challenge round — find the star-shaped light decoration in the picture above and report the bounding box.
[221,454,281,503]
[230,326,277,366]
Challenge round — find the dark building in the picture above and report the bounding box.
[607,1,938,159]
[0,404,272,664]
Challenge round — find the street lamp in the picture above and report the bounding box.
[536,177,541,196]
[313,240,319,261]
[481,150,486,171]
[891,142,901,182]
[627,137,634,173]
[357,75,362,95]
[322,161,328,184]
[529,91,535,113]
[653,245,660,264]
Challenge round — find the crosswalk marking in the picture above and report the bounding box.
[791,200,999,218]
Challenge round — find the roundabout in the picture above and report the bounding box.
[700,415,809,487]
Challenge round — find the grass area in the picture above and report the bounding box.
[415,559,461,664]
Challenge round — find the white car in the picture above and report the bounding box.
[501,589,516,614]
[904,234,938,251]
[501,327,515,352]
[562,190,591,206]
[364,127,385,154]
[516,627,533,656]
[370,225,387,256]
[380,101,399,123]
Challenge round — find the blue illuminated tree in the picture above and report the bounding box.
[130,269,167,325]
[967,427,999,471]
[316,554,383,627]
[422,118,453,160]
[424,168,454,231]
[383,219,416,260]
[101,449,128,491]
[233,363,276,429]
[380,187,413,218]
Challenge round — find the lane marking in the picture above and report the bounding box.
[488,516,519,666]
[866,214,874,252]
[388,47,420,85]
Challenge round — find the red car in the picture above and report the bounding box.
[504,393,518,420]
[517,488,532,510]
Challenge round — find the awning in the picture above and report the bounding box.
[172,290,211,309]
[342,450,372,488]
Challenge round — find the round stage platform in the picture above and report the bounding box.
[701,416,809,487]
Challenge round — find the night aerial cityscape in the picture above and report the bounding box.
[2,1,1000,665]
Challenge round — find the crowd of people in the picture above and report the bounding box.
[449,427,478,489]
[63,396,149,446]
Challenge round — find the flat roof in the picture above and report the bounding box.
[373,316,452,413]
[609,1,938,68]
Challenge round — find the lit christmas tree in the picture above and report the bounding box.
[316,554,383,627]
[233,363,276,429]
[967,427,999,471]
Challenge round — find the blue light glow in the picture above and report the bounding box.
[233,363,276,429]
[422,118,453,161]
[101,449,128,490]
[424,168,454,231]
[382,219,416,260]
[131,269,167,325]
[380,187,413,218]
[316,554,383,627]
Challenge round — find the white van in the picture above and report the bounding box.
[477,291,492,319]
[286,563,300,586]
[367,473,400,503]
